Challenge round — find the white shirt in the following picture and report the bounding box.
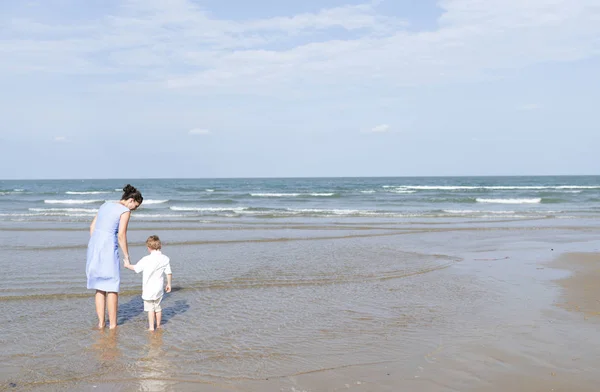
[134,250,172,300]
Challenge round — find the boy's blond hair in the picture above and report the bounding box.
[146,235,162,250]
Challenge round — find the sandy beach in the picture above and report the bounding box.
[554,252,600,319]
[2,216,600,392]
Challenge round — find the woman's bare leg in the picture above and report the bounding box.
[107,292,119,329]
[95,290,106,329]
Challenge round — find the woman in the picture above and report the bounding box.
[87,184,143,329]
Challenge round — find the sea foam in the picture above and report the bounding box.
[250,193,301,197]
[476,198,542,204]
[44,199,104,204]
[65,191,111,195]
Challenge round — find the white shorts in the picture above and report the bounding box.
[143,296,163,312]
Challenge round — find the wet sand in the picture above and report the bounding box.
[2,220,600,391]
[221,251,600,392]
[553,252,600,318]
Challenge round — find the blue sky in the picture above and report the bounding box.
[1,0,599,179]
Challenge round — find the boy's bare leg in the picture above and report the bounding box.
[107,292,119,329]
[156,311,162,329]
[95,290,106,329]
[148,311,155,331]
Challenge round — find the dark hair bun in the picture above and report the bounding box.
[121,184,143,204]
[123,184,137,194]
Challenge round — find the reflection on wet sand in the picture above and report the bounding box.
[91,329,121,362]
[137,330,170,391]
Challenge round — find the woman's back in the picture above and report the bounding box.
[93,202,129,236]
[87,202,130,292]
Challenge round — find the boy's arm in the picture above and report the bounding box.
[165,274,172,293]
[164,259,172,292]
[126,257,146,273]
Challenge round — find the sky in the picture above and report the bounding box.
[0,0,599,179]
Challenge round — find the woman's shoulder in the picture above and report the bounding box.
[101,201,129,213]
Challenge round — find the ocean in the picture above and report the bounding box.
[2,176,600,391]
[2,176,600,223]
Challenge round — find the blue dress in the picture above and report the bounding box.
[86,202,130,292]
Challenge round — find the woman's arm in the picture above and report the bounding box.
[118,211,131,265]
[90,215,98,236]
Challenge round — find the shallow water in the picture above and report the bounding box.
[3,212,600,390]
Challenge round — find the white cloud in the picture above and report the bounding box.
[188,128,210,135]
[366,124,390,133]
[0,0,599,95]
[54,136,67,142]
[244,4,406,33]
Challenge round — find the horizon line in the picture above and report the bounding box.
[2,174,600,181]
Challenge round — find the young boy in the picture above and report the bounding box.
[125,235,172,331]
